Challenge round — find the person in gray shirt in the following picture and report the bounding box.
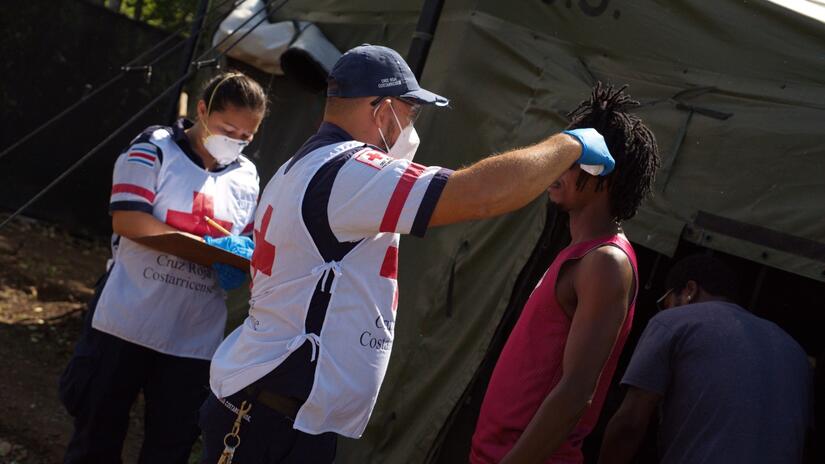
[598,254,812,464]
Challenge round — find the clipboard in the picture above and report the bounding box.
[133,231,250,271]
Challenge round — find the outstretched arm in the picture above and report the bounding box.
[598,387,660,464]
[500,246,633,464]
[429,129,612,226]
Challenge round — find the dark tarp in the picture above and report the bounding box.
[0,0,186,234]
[249,0,825,285]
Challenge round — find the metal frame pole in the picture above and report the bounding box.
[406,0,445,80]
[167,0,211,123]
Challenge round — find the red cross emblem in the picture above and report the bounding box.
[251,205,276,277]
[166,192,233,237]
[354,150,392,170]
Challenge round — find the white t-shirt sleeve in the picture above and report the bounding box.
[109,141,161,214]
[239,166,260,236]
[328,149,453,241]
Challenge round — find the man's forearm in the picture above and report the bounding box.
[429,133,580,226]
[500,382,591,464]
[597,409,650,464]
[467,134,580,217]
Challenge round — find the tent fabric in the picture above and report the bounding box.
[218,0,825,461]
[465,0,825,283]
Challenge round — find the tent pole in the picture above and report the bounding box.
[407,0,445,79]
[748,264,768,313]
[167,0,211,123]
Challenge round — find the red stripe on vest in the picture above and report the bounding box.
[380,246,398,279]
[112,183,155,203]
[379,163,425,233]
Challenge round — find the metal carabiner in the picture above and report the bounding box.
[217,400,252,464]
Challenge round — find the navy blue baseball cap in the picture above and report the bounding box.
[327,44,449,107]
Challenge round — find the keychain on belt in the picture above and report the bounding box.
[218,400,252,464]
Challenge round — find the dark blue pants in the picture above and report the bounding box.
[199,391,337,464]
[60,275,210,464]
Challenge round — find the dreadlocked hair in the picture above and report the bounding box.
[566,82,660,222]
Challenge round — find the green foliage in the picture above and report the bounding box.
[117,0,203,32]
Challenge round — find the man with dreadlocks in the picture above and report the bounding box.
[470,83,660,464]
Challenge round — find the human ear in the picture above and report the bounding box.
[373,99,391,124]
[685,280,699,302]
[197,100,208,120]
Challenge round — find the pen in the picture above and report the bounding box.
[204,216,232,237]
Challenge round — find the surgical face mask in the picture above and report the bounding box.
[374,101,420,161]
[202,122,248,166]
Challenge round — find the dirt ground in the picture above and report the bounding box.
[0,216,149,463]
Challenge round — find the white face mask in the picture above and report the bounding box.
[203,131,248,166]
[374,101,420,161]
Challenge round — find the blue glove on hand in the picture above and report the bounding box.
[563,128,616,176]
[204,235,255,291]
[203,235,255,260]
[212,262,247,291]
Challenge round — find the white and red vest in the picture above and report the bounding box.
[210,123,451,438]
[94,122,259,360]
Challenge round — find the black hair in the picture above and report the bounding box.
[665,254,740,301]
[566,82,660,222]
[201,71,268,115]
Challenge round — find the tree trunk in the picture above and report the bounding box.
[134,0,144,20]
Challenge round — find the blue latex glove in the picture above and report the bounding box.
[204,235,255,291]
[203,235,255,260]
[563,128,616,176]
[213,262,247,291]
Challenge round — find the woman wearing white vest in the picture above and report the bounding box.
[60,72,267,463]
[199,45,616,463]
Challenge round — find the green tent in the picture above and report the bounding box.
[219,0,825,461]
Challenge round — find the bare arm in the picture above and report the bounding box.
[598,387,661,464]
[500,247,633,464]
[112,210,176,239]
[429,133,580,226]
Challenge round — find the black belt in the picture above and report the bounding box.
[243,386,301,420]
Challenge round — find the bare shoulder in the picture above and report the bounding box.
[575,245,634,295]
[582,244,631,272]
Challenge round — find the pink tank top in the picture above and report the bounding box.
[471,234,638,464]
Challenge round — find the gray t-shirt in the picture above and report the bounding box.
[622,301,811,464]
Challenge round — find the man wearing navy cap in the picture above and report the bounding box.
[199,44,616,463]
